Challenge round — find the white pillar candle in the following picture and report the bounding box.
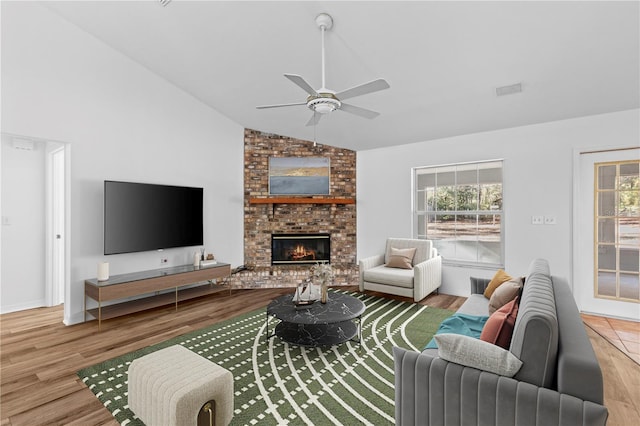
[97,262,110,281]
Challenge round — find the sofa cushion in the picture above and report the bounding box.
[386,247,416,269]
[484,269,513,299]
[489,277,524,314]
[456,294,491,317]
[363,265,414,288]
[480,297,519,349]
[434,333,523,377]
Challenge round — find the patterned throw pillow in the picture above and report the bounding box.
[386,247,417,269]
[480,297,520,349]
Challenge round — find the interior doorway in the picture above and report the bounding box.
[0,133,69,315]
[574,146,640,320]
[48,145,66,306]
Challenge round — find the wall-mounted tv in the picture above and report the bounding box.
[104,180,203,255]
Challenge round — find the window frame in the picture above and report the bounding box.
[412,159,505,269]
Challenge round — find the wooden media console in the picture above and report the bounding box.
[84,263,231,329]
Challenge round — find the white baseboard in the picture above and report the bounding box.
[64,310,88,326]
[0,299,46,314]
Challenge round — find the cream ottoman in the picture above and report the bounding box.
[128,345,233,426]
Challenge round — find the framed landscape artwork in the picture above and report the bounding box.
[269,157,330,195]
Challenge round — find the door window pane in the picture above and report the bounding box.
[597,245,616,270]
[597,271,617,297]
[619,273,640,300]
[598,165,616,189]
[598,218,615,243]
[598,192,616,216]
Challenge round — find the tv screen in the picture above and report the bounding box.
[104,181,203,255]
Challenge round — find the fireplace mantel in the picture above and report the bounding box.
[249,197,355,205]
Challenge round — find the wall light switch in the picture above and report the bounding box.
[1,216,9,226]
[532,216,543,225]
[544,216,557,225]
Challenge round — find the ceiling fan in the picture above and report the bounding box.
[256,13,390,126]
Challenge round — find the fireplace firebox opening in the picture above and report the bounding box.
[271,234,330,265]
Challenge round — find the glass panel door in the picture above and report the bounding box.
[594,160,640,302]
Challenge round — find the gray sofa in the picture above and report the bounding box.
[393,259,608,426]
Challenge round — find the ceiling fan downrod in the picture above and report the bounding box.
[316,13,333,90]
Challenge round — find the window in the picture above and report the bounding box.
[594,160,639,302]
[413,160,503,266]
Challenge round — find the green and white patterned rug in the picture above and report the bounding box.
[78,290,452,425]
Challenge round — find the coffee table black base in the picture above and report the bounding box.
[274,320,359,347]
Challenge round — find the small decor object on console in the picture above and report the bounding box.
[310,262,334,303]
[97,262,109,281]
[200,259,218,268]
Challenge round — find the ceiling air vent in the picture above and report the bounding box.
[158,0,171,7]
[495,83,522,97]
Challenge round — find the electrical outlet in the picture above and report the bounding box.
[544,216,557,225]
[531,215,543,225]
[160,258,168,264]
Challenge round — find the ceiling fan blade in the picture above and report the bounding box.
[335,79,390,101]
[340,103,380,119]
[305,113,323,127]
[256,102,307,109]
[284,74,318,96]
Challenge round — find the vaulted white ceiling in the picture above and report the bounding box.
[43,1,639,151]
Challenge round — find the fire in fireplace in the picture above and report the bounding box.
[271,234,330,265]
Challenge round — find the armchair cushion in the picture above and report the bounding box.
[363,265,414,288]
[386,247,417,269]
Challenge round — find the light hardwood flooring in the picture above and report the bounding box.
[0,287,638,425]
[582,313,640,365]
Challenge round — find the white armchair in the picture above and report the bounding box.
[359,238,442,302]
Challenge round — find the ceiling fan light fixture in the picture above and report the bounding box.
[307,96,341,114]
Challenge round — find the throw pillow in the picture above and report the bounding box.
[488,277,524,314]
[386,247,417,269]
[434,333,523,377]
[480,297,519,349]
[483,269,513,299]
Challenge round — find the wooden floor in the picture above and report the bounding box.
[0,287,638,425]
[582,313,640,365]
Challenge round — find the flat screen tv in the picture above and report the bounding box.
[104,180,203,255]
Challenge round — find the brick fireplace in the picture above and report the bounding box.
[231,129,358,288]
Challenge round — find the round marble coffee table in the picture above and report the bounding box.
[266,292,365,347]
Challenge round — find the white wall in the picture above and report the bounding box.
[1,136,47,311]
[357,109,639,296]
[1,2,245,323]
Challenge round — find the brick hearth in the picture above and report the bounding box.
[230,129,358,288]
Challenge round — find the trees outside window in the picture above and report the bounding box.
[413,160,503,266]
